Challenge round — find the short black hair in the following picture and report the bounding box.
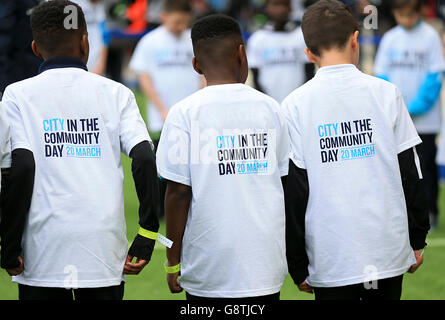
[301,0,359,56]
[391,0,422,11]
[191,14,242,49]
[30,0,87,54]
[164,0,192,13]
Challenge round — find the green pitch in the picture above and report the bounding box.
[1,91,444,300]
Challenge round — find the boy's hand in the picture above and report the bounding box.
[408,249,424,273]
[167,271,183,293]
[6,256,24,276]
[298,281,313,294]
[123,254,148,275]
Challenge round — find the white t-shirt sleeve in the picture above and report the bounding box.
[2,88,32,152]
[129,35,157,75]
[428,31,445,73]
[393,87,422,153]
[119,89,152,156]
[276,108,290,176]
[281,97,305,169]
[0,102,11,168]
[156,107,191,186]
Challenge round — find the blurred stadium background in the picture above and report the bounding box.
[2,0,445,299]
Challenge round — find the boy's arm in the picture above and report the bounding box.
[165,180,192,293]
[124,141,160,274]
[90,47,108,75]
[139,73,170,122]
[407,72,443,116]
[128,141,160,253]
[0,149,35,274]
[284,159,310,287]
[398,146,430,250]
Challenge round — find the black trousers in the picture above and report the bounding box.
[417,134,439,217]
[313,275,403,301]
[186,292,280,301]
[18,282,125,301]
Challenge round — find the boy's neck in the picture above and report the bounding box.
[205,78,241,86]
[317,50,355,69]
[400,19,422,31]
[273,20,288,31]
[204,69,242,86]
[164,26,183,38]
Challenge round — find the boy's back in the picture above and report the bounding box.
[157,83,289,297]
[1,62,150,287]
[282,64,420,287]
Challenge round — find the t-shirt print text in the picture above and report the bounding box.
[318,119,375,163]
[217,132,269,176]
[43,118,101,158]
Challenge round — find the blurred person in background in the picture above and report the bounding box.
[191,0,216,20]
[129,0,201,144]
[74,0,110,75]
[129,0,201,218]
[0,0,42,94]
[247,0,311,102]
[375,0,445,230]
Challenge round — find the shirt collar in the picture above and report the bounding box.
[315,64,358,76]
[38,56,88,74]
[400,19,423,32]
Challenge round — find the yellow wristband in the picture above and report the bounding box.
[164,262,180,274]
[138,227,158,240]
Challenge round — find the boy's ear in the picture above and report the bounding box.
[192,57,203,75]
[238,44,249,84]
[238,44,248,65]
[304,48,318,64]
[31,41,44,60]
[351,30,360,50]
[80,33,90,64]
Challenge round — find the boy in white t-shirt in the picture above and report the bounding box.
[374,0,445,229]
[156,14,290,299]
[247,0,310,103]
[282,0,429,300]
[0,0,160,300]
[73,0,109,75]
[129,0,201,139]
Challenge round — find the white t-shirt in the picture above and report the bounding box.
[156,83,289,298]
[74,0,107,71]
[0,102,11,191]
[281,64,420,288]
[1,65,151,288]
[247,26,308,103]
[374,21,445,134]
[130,26,201,132]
